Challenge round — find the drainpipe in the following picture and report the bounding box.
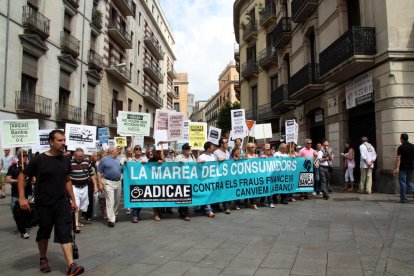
[3,0,11,107]
[79,0,87,112]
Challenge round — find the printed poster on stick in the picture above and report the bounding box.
[0,119,39,148]
[118,111,151,136]
[207,126,221,145]
[32,129,62,153]
[231,109,247,139]
[65,124,97,151]
[285,119,298,145]
[188,122,207,150]
[168,112,185,141]
[114,136,127,147]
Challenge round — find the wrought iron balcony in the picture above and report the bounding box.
[288,63,324,100]
[167,66,177,79]
[60,32,80,57]
[107,20,133,49]
[242,20,258,42]
[271,84,295,113]
[106,57,131,83]
[88,50,104,70]
[291,0,319,23]
[64,0,79,9]
[258,103,279,121]
[15,91,52,117]
[234,44,240,62]
[319,27,376,82]
[112,0,136,17]
[91,8,103,29]
[143,82,163,108]
[259,5,277,28]
[272,17,292,49]
[55,102,82,123]
[143,60,163,84]
[258,47,277,69]
[241,60,259,79]
[144,33,165,60]
[22,6,50,38]
[85,112,105,126]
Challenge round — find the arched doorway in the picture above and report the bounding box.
[309,108,325,147]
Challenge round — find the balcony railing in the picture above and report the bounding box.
[241,59,258,79]
[85,112,105,126]
[106,57,131,83]
[143,83,163,107]
[107,20,132,49]
[91,8,103,29]
[22,6,50,38]
[320,27,376,77]
[288,63,320,95]
[272,17,292,49]
[242,20,258,42]
[15,91,52,117]
[258,103,278,120]
[259,5,276,27]
[60,31,80,57]
[144,33,165,60]
[143,60,163,84]
[167,67,177,79]
[64,0,79,9]
[88,50,104,70]
[55,103,82,123]
[258,46,277,68]
[291,0,319,23]
[112,0,136,17]
[271,84,295,112]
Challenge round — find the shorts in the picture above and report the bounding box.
[36,198,73,244]
[0,173,6,188]
[73,185,89,212]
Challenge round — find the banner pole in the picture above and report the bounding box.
[21,148,24,170]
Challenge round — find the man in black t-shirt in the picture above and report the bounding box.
[393,133,414,203]
[18,130,84,275]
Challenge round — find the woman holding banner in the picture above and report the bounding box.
[245,143,259,210]
[147,150,163,221]
[128,145,148,223]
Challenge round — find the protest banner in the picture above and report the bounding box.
[114,136,127,147]
[188,122,207,150]
[31,129,62,153]
[0,119,39,148]
[231,109,247,139]
[207,126,221,145]
[98,127,109,145]
[118,111,151,136]
[254,124,272,140]
[123,157,314,208]
[65,124,97,151]
[285,119,298,144]
[168,112,185,141]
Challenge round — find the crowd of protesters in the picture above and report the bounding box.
[8,130,414,275]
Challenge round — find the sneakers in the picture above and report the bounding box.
[132,217,138,223]
[126,208,131,215]
[207,212,215,218]
[21,232,30,239]
[183,216,191,221]
[269,203,275,208]
[107,221,115,227]
[225,208,231,214]
[153,215,161,221]
[251,204,259,210]
[40,257,51,273]
[66,262,84,276]
[0,194,5,199]
[312,192,316,196]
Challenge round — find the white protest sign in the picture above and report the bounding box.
[108,139,115,148]
[154,129,168,143]
[0,119,39,148]
[254,124,273,140]
[65,124,97,151]
[168,112,185,141]
[285,119,298,144]
[345,71,373,109]
[133,136,144,148]
[117,111,151,136]
[154,109,171,131]
[156,142,169,151]
[32,129,62,153]
[207,126,221,145]
[178,120,191,144]
[231,109,247,139]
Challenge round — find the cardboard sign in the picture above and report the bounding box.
[133,136,144,148]
[31,129,62,153]
[65,123,97,151]
[154,109,171,131]
[207,126,221,145]
[188,122,207,150]
[114,136,127,147]
[231,109,247,139]
[285,119,298,145]
[168,112,185,141]
[254,124,273,140]
[0,119,39,148]
[117,111,151,136]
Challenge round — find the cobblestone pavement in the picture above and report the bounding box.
[0,189,413,276]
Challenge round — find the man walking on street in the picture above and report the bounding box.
[1,148,14,198]
[18,129,84,275]
[393,133,414,203]
[214,138,231,214]
[97,147,123,227]
[359,136,377,194]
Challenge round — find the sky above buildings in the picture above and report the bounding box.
[160,0,235,101]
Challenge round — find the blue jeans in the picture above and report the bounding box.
[399,170,413,201]
[132,208,141,218]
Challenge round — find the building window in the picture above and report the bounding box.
[270,75,278,91]
[174,103,180,112]
[128,98,132,111]
[252,85,257,120]
[21,74,36,94]
[138,41,140,55]
[86,102,94,121]
[137,70,140,86]
[112,90,122,123]
[139,104,142,112]
[174,86,179,96]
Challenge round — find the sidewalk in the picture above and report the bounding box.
[0,191,413,276]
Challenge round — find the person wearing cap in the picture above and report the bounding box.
[175,143,196,221]
[6,149,33,239]
[197,142,217,218]
[1,148,14,198]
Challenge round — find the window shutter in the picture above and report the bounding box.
[22,53,38,79]
[87,84,95,103]
[59,71,70,91]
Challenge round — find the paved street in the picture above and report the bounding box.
[1,190,414,276]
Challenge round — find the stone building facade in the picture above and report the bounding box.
[173,72,189,118]
[233,0,414,192]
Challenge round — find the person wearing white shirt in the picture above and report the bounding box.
[273,143,289,204]
[128,145,148,223]
[214,138,232,214]
[197,142,217,218]
[176,143,196,221]
[359,136,377,194]
[317,139,333,200]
